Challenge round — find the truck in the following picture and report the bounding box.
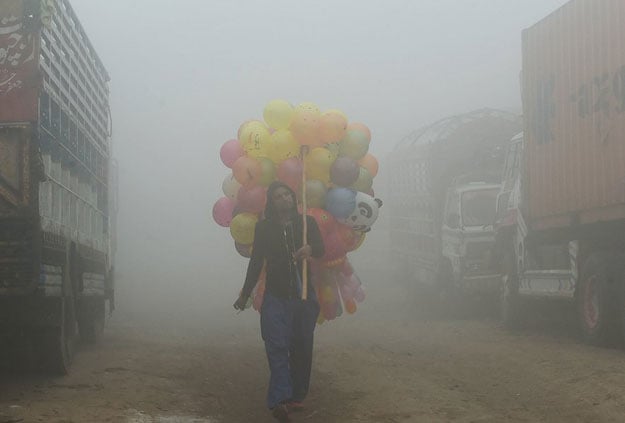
[0,0,115,373]
[388,109,522,310]
[495,0,625,345]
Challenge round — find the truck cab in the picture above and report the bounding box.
[495,132,578,329]
[495,132,523,232]
[441,181,501,294]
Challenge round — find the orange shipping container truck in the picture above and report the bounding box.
[522,0,625,230]
[495,0,625,346]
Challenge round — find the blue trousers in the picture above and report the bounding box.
[260,292,320,409]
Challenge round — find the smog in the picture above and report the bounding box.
[5,1,625,422]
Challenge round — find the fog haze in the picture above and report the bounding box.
[67,0,569,317]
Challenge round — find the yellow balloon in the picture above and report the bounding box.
[305,147,334,184]
[270,129,300,163]
[237,120,264,140]
[304,179,327,208]
[326,142,340,161]
[230,213,259,245]
[295,102,320,115]
[240,124,271,158]
[307,167,330,185]
[305,147,334,172]
[263,99,294,130]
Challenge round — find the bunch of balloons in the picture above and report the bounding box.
[213,99,382,321]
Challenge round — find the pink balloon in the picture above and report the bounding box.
[220,139,244,168]
[338,274,355,302]
[276,157,303,192]
[354,287,366,303]
[235,241,253,258]
[347,273,362,291]
[212,197,236,227]
[341,260,354,276]
[237,186,267,214]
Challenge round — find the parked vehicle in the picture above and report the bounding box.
[0,0,115,373]
[495,0,625,344]
[388,109,521,307]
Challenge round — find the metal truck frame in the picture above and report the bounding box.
[388,109,521,309]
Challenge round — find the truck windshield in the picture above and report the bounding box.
[461,189,498,227]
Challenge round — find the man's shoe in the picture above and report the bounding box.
[286,401,305,413]
[271,404,290,422]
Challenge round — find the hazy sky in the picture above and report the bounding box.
[68,0,569,309]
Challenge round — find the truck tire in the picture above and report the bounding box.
[501,249,522,329]
[78,298,105,344]
[577,253,618,346]
[39,303,76,375]
[40,250,79,375]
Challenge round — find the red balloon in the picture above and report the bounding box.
[276,157,303,192]
[307,208,338,236]
[237,186,267,214]
[307,208,346,263]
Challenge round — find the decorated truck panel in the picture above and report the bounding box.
[0,0,114,373]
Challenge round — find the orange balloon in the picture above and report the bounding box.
[344,299,357,314]
[358,154,379,177]
[347,122,371,143]
[290,110,322,147]
[319,111,347,144]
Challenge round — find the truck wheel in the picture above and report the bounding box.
[38,296,77,375]
[577,254,618,346]
[501,250,522,329]
[79,298,105,344]
[41,317,75,375]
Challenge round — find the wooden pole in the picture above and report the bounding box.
[301,145,309,300]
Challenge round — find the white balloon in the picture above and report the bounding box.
[222,173,241,200]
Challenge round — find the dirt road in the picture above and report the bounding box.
[3,259,625,422]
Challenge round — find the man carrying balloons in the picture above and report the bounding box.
[234,181,325,422]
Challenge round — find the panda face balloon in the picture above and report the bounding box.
[339,192,383,232]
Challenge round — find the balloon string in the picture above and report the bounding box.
[301,145,309,300]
